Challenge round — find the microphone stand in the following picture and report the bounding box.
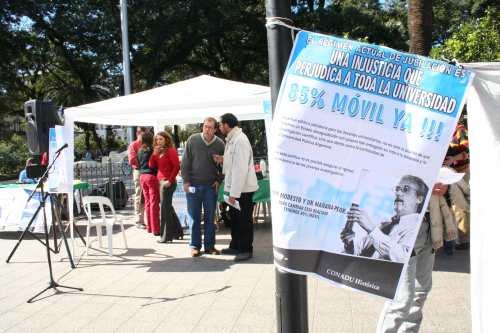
[7,147,78,266]
[6,144,83,302]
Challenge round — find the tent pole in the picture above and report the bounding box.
[265,1,309,332]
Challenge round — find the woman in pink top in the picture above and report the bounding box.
[149,131,181,242]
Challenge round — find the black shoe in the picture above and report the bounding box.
[221,247,238,255]
[234,252,252,261]
[455,243,470,250]
[204,248,221,255]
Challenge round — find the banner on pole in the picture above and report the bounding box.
[48,125,72,193]
[270,31,473,299]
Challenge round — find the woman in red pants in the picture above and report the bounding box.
[149,131,181,242]
[137,132,160,235]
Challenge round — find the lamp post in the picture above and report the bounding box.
[119,0,134,141]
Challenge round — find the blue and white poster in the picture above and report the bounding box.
[48,125,72,193]
[47,128,58,191]
[270,31,473,299]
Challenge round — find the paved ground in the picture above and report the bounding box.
[0,208,470,332]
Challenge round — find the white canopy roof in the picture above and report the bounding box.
[65,75,270,126]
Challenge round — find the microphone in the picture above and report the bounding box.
[54,143,68,154]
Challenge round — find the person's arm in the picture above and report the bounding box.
[348,204,411,262]
[19,169,36,184]
[167,147,180,184]
[214,141,225,184]
[432,183,448,196]
[181,138,192,191]
[18,169,27,183]
[128,142,139,169]
[368,227,415,262]
[148,152,158,169]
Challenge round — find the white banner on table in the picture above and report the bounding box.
[47,128,58,190]
[270,31,473,300]
[0,188,52,233]
[172,177,191,229]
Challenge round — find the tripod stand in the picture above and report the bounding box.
[6,190,84,268]
[6,145,83,303]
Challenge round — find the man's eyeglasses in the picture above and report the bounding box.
[394,185,418,193]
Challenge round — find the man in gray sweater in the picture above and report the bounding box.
[181,117,225,257]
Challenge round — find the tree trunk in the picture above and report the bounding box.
[84,131,91,151]
[91,126,105,157]
[173,125,180,148]
[408,0,433,56]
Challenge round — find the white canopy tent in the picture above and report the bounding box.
[60,75,270,261]
[64,75,271,128]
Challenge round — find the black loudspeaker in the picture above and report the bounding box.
[24,100,62,155]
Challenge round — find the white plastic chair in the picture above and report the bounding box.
[82,196,128,256]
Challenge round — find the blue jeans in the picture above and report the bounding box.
[186,184,217,250]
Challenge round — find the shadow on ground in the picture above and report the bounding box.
[29,283,232,306]
[433,248,470,274]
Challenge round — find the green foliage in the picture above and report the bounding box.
[431,10,500,62]
[74,133,95,159]
[293,0,408,50]
[0,0,497,161]
[127,0,269,88]
[0,134,30,177]
[432,0,498,44]
[176,120,267,158]
[179,124,201,146]
[383,0,498,50]
[240,120,267,158]
[74,131,127,160]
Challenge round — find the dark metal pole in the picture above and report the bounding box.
[265,1,309,332]
[120,0,135,143]
[173,125,181,148]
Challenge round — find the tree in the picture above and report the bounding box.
[292,0,409,50]
[240,120,268,158]
[431,10,499,62]
[0,134,30,177]
[432,0,498,44]
[408,0,433,55]
[385,0,498,49]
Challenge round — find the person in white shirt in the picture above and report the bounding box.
[218,113,259,261]
[341,175,429,263]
